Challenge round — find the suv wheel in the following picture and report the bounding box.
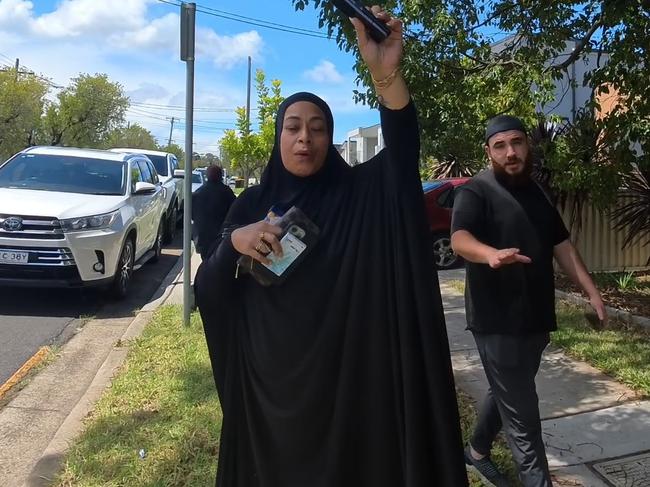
[432,232,461,270]
[150,219,164,264]
[112,238,134,298]
[164,205,177,243]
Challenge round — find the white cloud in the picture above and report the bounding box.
[126,83,170,103]
[197,29,263,69]
[0,0,33,29]
[303,60,344,84]
[32,0,150,38]
[111,12,178,52]
[0,0,261,69]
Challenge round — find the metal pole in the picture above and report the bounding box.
[181,2,196,327]
[167,117,175,147]
[246,56,252,129]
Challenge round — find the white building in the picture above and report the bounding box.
[339,124,384,166]
[492,37,611,123]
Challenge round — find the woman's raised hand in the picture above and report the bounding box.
[350,6,403,82]
[350,5,409,109]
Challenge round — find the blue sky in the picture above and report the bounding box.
[0,0,380,154]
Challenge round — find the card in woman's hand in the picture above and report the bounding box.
[238,206,319,286]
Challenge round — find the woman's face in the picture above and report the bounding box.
[280,101,329,177]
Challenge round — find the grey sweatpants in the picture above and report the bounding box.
[470,332,552,487]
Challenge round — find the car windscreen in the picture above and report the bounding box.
[146,154,168,176]
[422,181,445,193]
[192,173,203,183]
[0,153,127,195]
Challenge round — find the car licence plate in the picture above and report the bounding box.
[0,250,29,265]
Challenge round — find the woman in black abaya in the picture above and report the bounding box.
[195,7,468,487]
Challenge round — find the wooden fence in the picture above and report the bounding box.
[560,199,650,272]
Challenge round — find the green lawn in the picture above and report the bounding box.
[553,301,650,397]
[54,306,220,487]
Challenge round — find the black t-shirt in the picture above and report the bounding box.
[451,169,569,334]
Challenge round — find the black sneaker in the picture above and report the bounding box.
[464,445,510,487]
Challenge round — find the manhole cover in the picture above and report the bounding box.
[592,452,650,486]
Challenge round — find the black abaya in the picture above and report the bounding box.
[196,94,468,487]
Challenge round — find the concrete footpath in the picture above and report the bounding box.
[438,269,650,487]
[0,251,202,487]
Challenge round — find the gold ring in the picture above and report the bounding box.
[255,242,264,253]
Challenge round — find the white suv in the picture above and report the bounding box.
[110,148,183,243]
[0,146,166,298]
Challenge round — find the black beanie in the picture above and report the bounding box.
[485,115,527,143]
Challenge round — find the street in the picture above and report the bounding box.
[0,234,182,389]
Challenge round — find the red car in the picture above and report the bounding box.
[422,177,470,270]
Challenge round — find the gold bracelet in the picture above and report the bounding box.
[371,67,399,90]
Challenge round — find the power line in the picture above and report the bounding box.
[130,100,258,112]
[156,0,331,40]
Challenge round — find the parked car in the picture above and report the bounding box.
[423,177,470,270]
[110,148,183,243]
[191,170,205,193]
[0,146,166,298]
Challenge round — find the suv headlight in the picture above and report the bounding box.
[60,210,120,233]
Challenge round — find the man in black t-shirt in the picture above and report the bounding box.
[451,115,607,487]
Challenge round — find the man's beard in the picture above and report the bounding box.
[491,154,533,187]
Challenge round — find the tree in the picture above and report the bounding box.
[104,123,158,150]
[42,74,129,148]
[0,69,48,161]
[294,0,649,205]
[201,152,221,166]
[220,69,284,187]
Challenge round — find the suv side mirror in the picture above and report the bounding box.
[133,181,157,194]
[173,169,184,178]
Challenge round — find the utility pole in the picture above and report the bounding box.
[14,58,19,82]
[167,117,175,147]
[246,56,252,131]
[180,2,196,328]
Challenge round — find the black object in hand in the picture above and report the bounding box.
[584,307,604,330]
[331,0,392,43]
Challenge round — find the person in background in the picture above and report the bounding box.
[192,165,236,260]
[194,6,468,487]
[451,114,607,487]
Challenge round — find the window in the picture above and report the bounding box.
[137,159,153,184]
[146,160,159,184]
[130,162,143,194]
[0,154,126,195]
[147,154,168,177]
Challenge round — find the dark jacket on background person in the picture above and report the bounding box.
[192,174,236,260]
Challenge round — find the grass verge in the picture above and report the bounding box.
[553,301,650,397]
[54,305,220,487]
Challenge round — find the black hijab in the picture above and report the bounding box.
[195,93,468,487]
[244,92,351,223]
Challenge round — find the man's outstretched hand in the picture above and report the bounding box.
[488,248,532,269]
